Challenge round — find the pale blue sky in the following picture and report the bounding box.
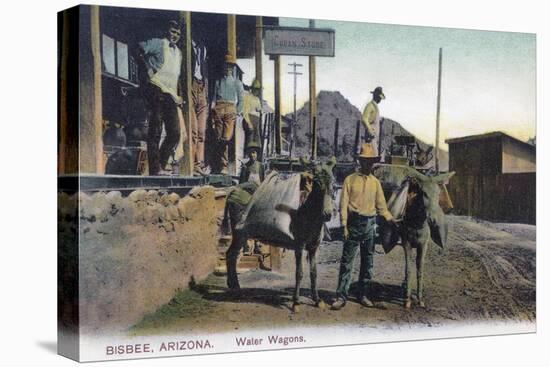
[238,17,536,149]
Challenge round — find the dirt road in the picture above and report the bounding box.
[131,215,536,335]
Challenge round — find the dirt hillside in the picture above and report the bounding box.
[286,90,448,170]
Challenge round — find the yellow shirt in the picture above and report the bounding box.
[340,172,393,226]
[361,100,381,155]
[361,100,379,135]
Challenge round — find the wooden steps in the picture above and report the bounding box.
[214,235,282,275]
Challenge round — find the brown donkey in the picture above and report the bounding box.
[375,164,455,309]
[226,159,336,312]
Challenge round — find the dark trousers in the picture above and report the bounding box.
[191,79,208,169]
[336,213,376,300]
[144,83,181,175]
[226,201,248,258]
[225,200,250,286]
[244,114,261,149]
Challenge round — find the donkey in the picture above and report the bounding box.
[226,159,336,312]
[374,164,455,309]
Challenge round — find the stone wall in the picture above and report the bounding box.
[58,186,221,333]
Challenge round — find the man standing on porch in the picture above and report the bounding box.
[210,54,244,174]
[138,20,184,176]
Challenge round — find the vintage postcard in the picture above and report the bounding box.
[57,4,536,362]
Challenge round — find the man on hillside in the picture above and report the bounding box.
[362,86,386,160]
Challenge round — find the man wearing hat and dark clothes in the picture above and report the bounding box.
[230,140,265,258]
[362,86,386,159]
[138,20,184,176]
[190,37,209,175]
[210,54,244,174]
[242,79,263,150]
[239,141,264,185]
[224,179,260,287]
[331,143,396,310]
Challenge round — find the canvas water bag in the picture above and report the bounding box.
[238,172,301,246]
[380,180,409,253]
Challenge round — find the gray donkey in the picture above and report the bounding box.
[374,164,455,309]
[226,159,336,312]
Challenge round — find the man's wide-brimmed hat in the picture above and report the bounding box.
[251,79,261,90]
[224,54,237,65]
[357,143,380,161]
[370,86,386,100]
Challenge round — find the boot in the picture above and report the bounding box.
[331,298,347,310]
[359,295,374,308]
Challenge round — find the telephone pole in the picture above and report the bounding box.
[288,62,303,161]
[435,48,443,174]
[309,19,317,159]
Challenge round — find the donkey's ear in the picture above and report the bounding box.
[432,171,456,184]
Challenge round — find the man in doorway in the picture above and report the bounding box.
[239,141,264,185]
[362,86,386,160]
[210,54,244,174]
[191,37,209,175]
[242,79,263,152]
[138,20,184,176]
[331,143,396,310]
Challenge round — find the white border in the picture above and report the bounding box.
[1,0,547,366]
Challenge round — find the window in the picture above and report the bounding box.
[102,34,116,75]
[116,41,129,80]
[101,34,138,85]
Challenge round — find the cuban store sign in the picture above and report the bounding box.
[264,26,335,57]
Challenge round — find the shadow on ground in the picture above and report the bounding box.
[192,280,294,310]
[191,274,404,310]
[130,268,413,335]
[36,341,57,354]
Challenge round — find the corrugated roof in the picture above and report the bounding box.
[445,131,535,151]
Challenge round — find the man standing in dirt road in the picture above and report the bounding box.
[332,143,396,310]
[362,86,386,160]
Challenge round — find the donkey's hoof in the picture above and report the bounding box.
[418,300,426,308]
[404,300,412,309]
[316,300,327,310]
[291,303,301,313]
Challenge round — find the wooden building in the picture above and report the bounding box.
[446,132,536,224]
[58,5,279,177]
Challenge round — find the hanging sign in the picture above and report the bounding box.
[264,26,335,57]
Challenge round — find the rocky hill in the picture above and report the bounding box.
[285,90,448,171]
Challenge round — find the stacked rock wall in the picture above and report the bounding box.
[58,186,221,333]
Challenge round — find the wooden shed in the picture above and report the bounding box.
[446,132,535,175]
[445,132,536,224]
